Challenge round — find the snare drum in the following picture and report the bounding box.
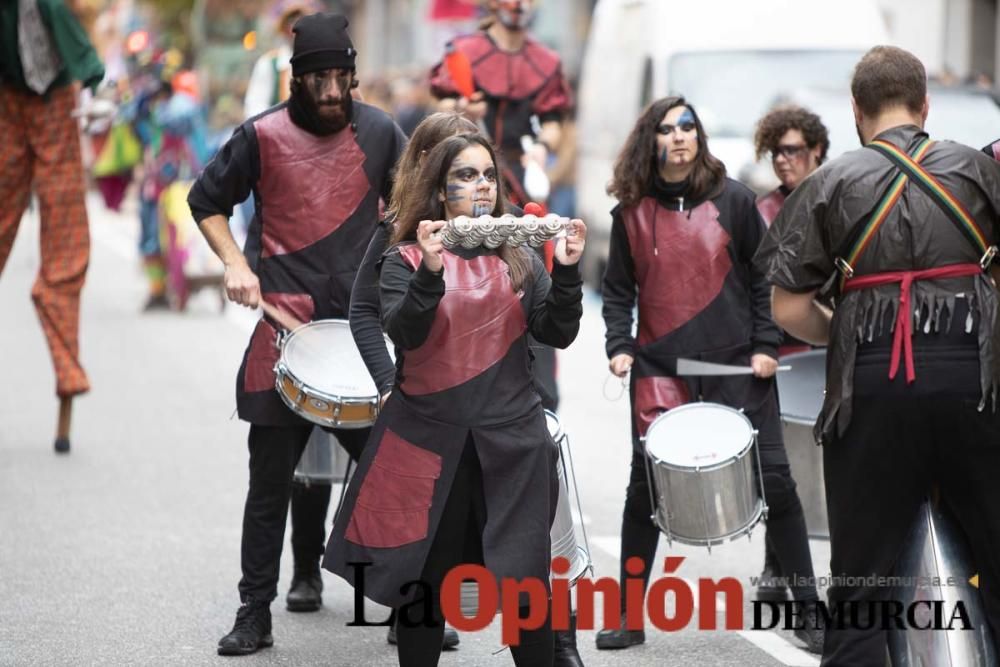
[274,319,393,429]
[643,402,766,549]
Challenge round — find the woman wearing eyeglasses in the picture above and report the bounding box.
[598,96,823,653]
[754,105,830,227]
[749,105,831,605]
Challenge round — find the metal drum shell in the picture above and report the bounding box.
[644,403,765,547]
[294,428,350,484]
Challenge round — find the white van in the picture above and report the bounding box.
[575,0,889,285]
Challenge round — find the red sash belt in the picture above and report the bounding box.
[842,263,982,383]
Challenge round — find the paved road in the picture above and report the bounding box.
[0,194,829,666]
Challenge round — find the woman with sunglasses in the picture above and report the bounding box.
[598,96,823,653]
[326,132,586,666]
[754,105,830,227]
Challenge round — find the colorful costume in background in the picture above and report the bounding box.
[0,0,104,398]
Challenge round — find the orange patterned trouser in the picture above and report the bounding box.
[0,86,90,397]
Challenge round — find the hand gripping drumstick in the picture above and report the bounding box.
[260,301,305,333]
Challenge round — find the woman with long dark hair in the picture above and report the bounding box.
[326,133,586,667]
[598,96,824,653]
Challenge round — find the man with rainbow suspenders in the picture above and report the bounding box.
[756,46,1000,664]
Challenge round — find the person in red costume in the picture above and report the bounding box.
[428,0,571,208]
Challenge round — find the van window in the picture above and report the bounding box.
[667,50,862,138]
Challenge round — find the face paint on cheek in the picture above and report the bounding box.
[445,182,466,202]
[659,146,669,167]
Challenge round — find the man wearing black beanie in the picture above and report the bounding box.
[187,12,407,656]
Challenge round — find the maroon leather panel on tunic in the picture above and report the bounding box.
[254,110,370,258]
[624,198,732,345]
[634,376,691,438]
[243,292,315,392]
[346,428,442,548]
[452,33,561,101]
[397,245,527,395]
[756,188,786,228]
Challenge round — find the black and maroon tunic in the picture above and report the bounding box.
[187,102,406,424]
[325,245,583,609]
[602,176,782,444]
[756,186,788,228]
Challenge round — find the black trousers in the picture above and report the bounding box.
[618,389,819,606]
[396,439,554,667]
[238,423,368,603]
[820,341,1000,666]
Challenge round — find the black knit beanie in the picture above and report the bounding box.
[290,13,356,77]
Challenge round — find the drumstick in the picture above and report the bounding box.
[260,300,305,333]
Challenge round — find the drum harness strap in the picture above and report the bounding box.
[831,137,996,384]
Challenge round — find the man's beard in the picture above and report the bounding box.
[497,6,533,30]
[288,80,352,136]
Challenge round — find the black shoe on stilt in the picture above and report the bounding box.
[54,437,70,454]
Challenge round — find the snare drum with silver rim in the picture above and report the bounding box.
[274,319,393,429]
[643,402,767,550]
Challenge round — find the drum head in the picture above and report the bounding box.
[776,349,826,425]
[646,403,753,468]
[545,410,562,443]
[282,320,392,398]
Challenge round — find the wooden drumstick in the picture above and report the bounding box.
[260,300,305,333]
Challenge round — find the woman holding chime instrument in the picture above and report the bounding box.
[325,132,585,666]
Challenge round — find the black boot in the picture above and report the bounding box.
[554,613,584,665]
[793,601,825,655]
[386,619,460,649]
[595,615,644,650]
[217,599,273,656]
[755,538,789,602]
[286,562,323,612]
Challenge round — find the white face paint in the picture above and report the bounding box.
[655,106,700,181]
[495,0,536,30]
[441,145,498,219]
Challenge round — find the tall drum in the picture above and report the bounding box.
[294,427,351,485]
[775,349,827,537]
[643,402,766,549]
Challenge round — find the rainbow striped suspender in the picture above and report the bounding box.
[831,138,997,291]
